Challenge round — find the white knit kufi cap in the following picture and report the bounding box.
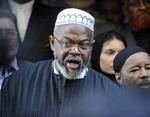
[55,8,95,32]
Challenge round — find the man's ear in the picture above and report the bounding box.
[115,72,123,85]
[49,35,55,51]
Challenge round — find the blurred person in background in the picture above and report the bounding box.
[0,10,19,89]
[0,0,62,62]
[116,0,150,54]
[91,31,127,83]
[95,0,125,25]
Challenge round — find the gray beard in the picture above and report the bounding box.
[55,62,83,80]
[53,49,91,79]
[55,56,89,80]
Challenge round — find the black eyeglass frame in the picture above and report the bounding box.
[0,29,18,38]
[54,36,94,51]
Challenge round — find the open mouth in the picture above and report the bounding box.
[66,59,81,71]
[138,83,150,89]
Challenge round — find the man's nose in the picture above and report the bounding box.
[140,1,147,9]
[140,68,149,78]
[69,45,81,55]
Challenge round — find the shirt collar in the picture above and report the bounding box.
[10,57,19,70]
[0,57,19,74]
[9,0,34,12]
[53,60,88,79]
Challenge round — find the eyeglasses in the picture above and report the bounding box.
[54,37,93,51]
[0,29,17,38]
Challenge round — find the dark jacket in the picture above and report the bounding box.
[116,23,150,54]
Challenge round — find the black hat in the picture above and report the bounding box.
[113,46,148,72]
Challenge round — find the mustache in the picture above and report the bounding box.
[137,9,150,18]
[64,55,83,65]
[138,79,150,87]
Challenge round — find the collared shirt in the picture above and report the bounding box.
[53,60,88,79]
[0,57,19,89]
[9,0,35,41]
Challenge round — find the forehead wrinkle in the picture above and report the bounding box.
[123,55,150,70]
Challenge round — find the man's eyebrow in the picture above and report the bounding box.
[63,36,90,41]
[145,63,150,66]
[129,65,139,70]
[129,63,150,69]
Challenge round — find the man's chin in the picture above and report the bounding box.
[130,20,150,31]
[0,57,14,67]
[57,65,81,79]
[66,67,83,79]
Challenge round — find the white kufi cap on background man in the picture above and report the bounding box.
[55,8,95,32]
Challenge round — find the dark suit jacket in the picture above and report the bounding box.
[0,1,62,62]
[116,23,136,46]
[116,23,150,54]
